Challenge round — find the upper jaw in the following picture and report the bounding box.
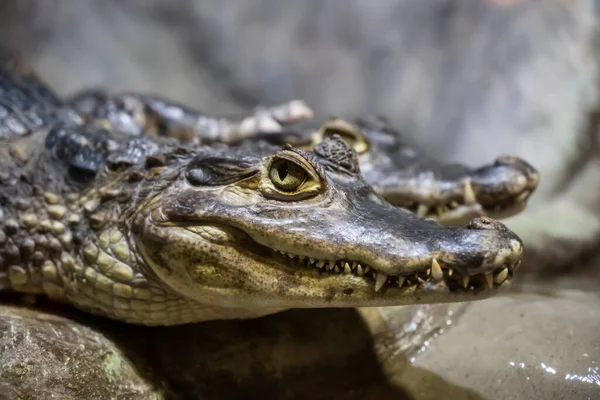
[378,174,535,224]
[260,241,520,295]
[252,214,523,294]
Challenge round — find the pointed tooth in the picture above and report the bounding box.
[357,265,364,276]
[317,260,326,269]
[334,265,340,273]
[462,276,470,288]
[484,273,493,289]
[364,266,372,274]
[287,253,294,258]
[464,179,476,205]
[397,276,406,287]
[344,262,352,274]
[512,260,521,272]
[494,268,509,284]
[431,258,443,282]
[426,268,431,276]
[375,272,388,292]
[309,258,315,264]
[351,261,358,270]
[417,204,429,217]
[327,262,335,271]
[448,268,453,277]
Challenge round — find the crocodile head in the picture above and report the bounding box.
[132,135,523,310]
[313,117,539,225]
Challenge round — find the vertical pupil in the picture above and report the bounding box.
[277,162,289,181]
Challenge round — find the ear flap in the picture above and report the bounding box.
[185,152,260,186]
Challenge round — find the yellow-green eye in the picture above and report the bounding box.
[269,159,307,192]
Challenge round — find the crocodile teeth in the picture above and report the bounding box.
[317,260,326,269]
[375,272,388,292]
[344,262,352,274]
[309,258,315,265]
[494,268,509,284]
[448,268,453,277]
[417,204,429,217]
[513,260,521,272]
[462,276,470,288]
[356,265,364,276]
[334,265,341,273]
[431,258,443,282]
[398,276,406,287]
[484,273,494,289]
[364,266,372,274]
[464,180,476,205]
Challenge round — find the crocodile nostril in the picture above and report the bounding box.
[467,216,504,231]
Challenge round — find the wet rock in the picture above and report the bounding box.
[0,304,160,400]
[1,286,599,399]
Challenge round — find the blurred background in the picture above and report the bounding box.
[0,1,599,399]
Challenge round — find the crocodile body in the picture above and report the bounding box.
[0,50,524,326]
[68,91,540,226]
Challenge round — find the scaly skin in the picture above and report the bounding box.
[0,49,524,326]
[226,117,540,225]
[67,89,314,144]
[73,90,539,225]
[313,116,541,224]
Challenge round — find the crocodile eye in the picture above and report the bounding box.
[269,159,306,192]
[262,151,322,200]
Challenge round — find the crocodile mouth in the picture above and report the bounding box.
[177,223,520,293]
[266,246,520,293]
[393,181,532,223]
[403,199,483,221]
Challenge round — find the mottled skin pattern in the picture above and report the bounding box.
[70,90,540,226]
[225,117,540,225]
[0,51,524,326]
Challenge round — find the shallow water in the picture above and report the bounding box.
[361,278,600,399]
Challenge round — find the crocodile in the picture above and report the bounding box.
[0,50,524,326]
[65,91,540,226]
[311,116,540,224]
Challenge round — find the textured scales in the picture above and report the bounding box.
[238,116,540,225]
[0,49,525,325]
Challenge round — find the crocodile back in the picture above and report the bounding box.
[0,47,63,142]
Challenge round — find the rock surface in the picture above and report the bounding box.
[1,279,599,399]
[0,304,160,400]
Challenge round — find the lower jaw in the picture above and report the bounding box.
[233,276,510,309]
[263,251,514,297]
